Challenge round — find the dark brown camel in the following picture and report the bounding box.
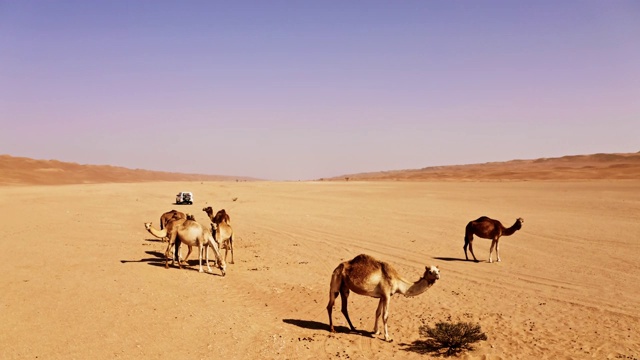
[160,210,186,231]
[464,216,523,262]
[202,207,231,224]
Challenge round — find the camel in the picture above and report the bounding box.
[145,213,195,260]
[158,210,186,242]
[203,207,234,264]
[144,216,226,276]
[160,210,186,230]
[464,216,524,263]
[202,207,231,224]
[326,254,441,342]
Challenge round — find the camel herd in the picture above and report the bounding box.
[144,207,235,276]
[143,208,523,342]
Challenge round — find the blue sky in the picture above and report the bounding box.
[1,1,638,180]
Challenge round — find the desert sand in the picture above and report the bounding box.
[1,155,639,359]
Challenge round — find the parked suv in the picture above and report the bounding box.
[175,191,193,205]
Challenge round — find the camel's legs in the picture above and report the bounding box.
[327,270,342,333]
[488,239,497,263]
[178,245,194,269]
[464,233,479,262]
[221,238,234,265]
[173,241,182,262]
[340,286,356,331]
[327,267,356,333]
[203,245,213,273]
[373,299,384,335]
[495,240,501,262]
[197,244,203,273]
[381,296,391,342]
[165,233,178,269]
[205,246,217,268]
[469,241,478,262]
[327,290,338,333]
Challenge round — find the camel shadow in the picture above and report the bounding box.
[145,250,165,258]
[120,257,163,265]
[433,257,480,263]
[122,251,223,275]
[282,319,372,337]
[120,250,165,266]
[144,238,164,243]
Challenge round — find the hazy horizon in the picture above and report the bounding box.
[1,1,639,180]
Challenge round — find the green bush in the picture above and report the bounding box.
[418,321,487,356]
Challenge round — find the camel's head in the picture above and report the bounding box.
[202,206,213,216]
[423,265,440,282]
[218,260,227,276]
[515,218,524,229]
[144,222,152,230]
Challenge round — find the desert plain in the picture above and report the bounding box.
[1,157,639,359]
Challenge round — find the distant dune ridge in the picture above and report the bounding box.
[329,152,640,181]
[1,152,639,185]
[0,155,256,185]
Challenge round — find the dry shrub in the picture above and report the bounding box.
[418,321,487,356]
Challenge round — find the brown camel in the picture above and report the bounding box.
[144,216,226,276]
[158,210,186,241]
[202,207,231,223]
[464,216,524,263]
[326,254,441,342]
[203,207,234,264]
[160,210,186,230]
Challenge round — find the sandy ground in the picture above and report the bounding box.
[1,180,639,359]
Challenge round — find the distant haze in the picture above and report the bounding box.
[1,2,638,180]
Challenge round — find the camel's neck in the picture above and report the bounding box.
[205,231,224,264]
[503,222,521,236]
[398,277,437,297]
[146,225,167,239]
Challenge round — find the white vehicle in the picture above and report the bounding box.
[175,191,193,205]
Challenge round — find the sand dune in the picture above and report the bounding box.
[2,152,640,186]
[329,152,640,181]
[0,155,255,185]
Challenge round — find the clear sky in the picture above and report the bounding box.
[1,1,638,180]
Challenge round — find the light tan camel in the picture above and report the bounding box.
[145,213,197,259]
[326,254,441,342]
[144,216,226,276]
[158,210,186,242]
[464,216,524,263]
[203,207,234,264]
[145,216,189,260]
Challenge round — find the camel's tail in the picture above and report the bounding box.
[463,223,471,244]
